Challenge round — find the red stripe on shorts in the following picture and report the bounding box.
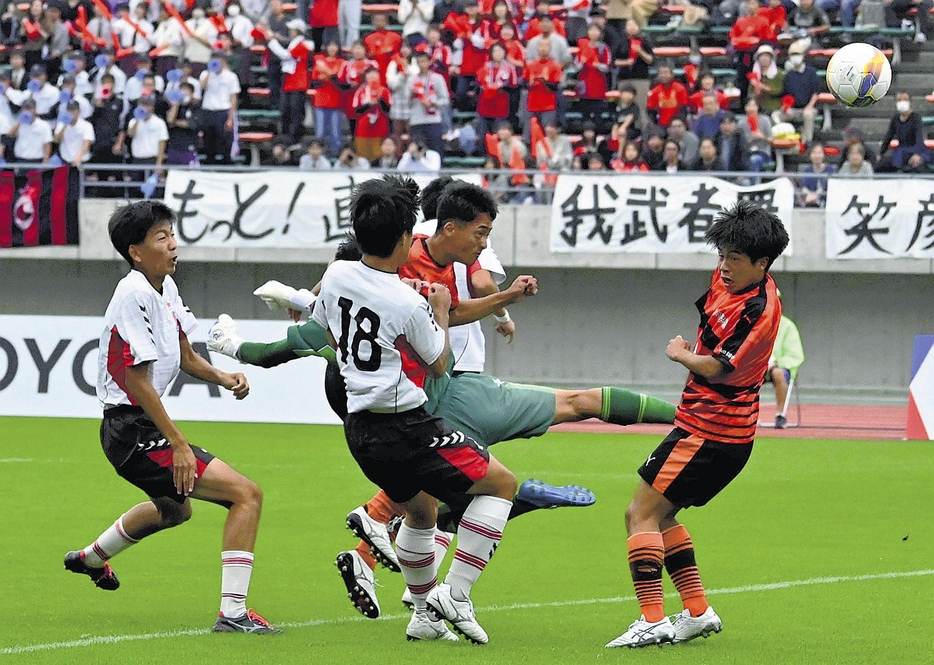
[146,449,209,478]
[437,446,488,482]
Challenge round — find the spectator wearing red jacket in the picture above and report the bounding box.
[312,40,346,156]
[610,140,650,171]
[498,23,526,73]
[478,1,514,44]
[310,0,339,51]
[688,71,730,113]
[647,63,689,128]
[729,0,775,103]
[575,25,612,130]
[762,0,787,33]
[364,13,403,83]
[477,42,519,137]
[352,67,391,161]
[339,42,378,136]
[426,26,453,76]
[267,19,314,143]
[523,40,563,138]
[524,0,566,40]
[446,2,486,111]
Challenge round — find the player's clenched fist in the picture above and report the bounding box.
[427,282,451,311]
[222,372,250,400]
[666,335,691,362]
[506,275,538,301]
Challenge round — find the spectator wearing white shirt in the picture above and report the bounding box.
[199,52,241,164]
[93,49,129,96]
[58,74,94,120]
[59,52,94,99]
[151,5,185,76]
[55,100,95,165]
[113,3,155,74]
[397,139,441,173]
[130,0,160,24]
[299,138,333,169]
[183,7,219,74]
[397,0,434,45]
[25,65,61,120]
[127,94,168,168]
[8,99,52,163]
[124,55,166,102]
[226,2,255,88]
[165,59,203,101]
[407,51,449,155]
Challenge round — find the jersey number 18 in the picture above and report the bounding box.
[337,296,382,372]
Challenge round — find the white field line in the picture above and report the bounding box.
[2,569,932,655]
[0,458,33,464]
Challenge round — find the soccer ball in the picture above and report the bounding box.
[825,43,892,108]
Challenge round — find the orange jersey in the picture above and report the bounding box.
[674,269,781,445]
[398,235,461,310]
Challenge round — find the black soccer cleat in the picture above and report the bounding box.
[64,550,120,591]
[212,609,282,634]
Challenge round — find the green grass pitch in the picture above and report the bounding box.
[1,416,933,664]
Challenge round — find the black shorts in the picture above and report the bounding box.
[637,427,753,508]
[100,406,215,504]
[344,406,490,504]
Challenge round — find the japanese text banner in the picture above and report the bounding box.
[163,171,481,248]
[825,179,934,259]
[549,175,795,254]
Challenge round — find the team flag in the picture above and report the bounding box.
[0,166,79,248]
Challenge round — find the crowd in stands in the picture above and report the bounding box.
[0,0,929,203]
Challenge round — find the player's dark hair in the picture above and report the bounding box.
[350,175,421,258]
[108,201,176,266]
[421,175,455,226]
[334,233,363,261]
[436,182,498,231]
[705,200,789,271]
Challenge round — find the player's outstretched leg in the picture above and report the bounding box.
[662,524,721,643]
[65,498,192,590]
[553,387,676,426]
[346,491,403,572]
[428,456,516,645]
[192,459,280,634]
[336,550,381,619]
[396,492,458,642]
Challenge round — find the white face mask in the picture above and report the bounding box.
[789,54,803,67]
[192,9,205,19]
[227,5,240,16]
[897,100,911,113]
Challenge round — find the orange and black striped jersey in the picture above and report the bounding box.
[674,268,782,445]
[398,235,461,310]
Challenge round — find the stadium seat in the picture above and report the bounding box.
[240,131,276,166]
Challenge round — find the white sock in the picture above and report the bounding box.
[82,515,138,567]
[434,528,454,564]
[220,550,254,618]
[445,496,511,600]
[396,524,437,612]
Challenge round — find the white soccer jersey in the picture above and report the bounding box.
[311,260,446,414]
[96,270,198,408]
[411,220,506,372]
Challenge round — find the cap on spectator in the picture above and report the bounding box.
[581,120,596,133]
[61,73,76,84]
[66,99,81,111]
[20,98,36,110]
[619,82,636,94]
[589,5,606,16]
[46,0,65,12]
[414,47,430,59]
[286,18,307,32]
[720,111,737,123]
[29,64,46,76]
[646,125,666,138]
[754,44,774,58]
[211,49,229,61]
[842,124,863,139]
[788,41,807,55]
[136,53,152,64]
[139,93,157,106]
[103,46,115,55]
[67,50,83,60]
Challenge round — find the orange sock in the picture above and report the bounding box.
[662,524,708,617]
[354,491,406,571]
[628,532,665,622]
[354,541,377,571]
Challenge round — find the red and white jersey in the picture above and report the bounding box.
[311,260,447,414]
[96,270,197,409]
[412,220,506,372]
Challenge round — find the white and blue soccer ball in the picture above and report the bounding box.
[825,42,892,108]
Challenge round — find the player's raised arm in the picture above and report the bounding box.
[448,275,538,326]
[180,333,249,399]
[665,334,729,380]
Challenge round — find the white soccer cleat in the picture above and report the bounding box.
[345,506,400,572]
[426,583,488,645]
[605,615,676,648]
[207,314,244,359]
[335,550,381,619]
[401,587,414,609]
[670,606,722,643]
[406,609,459,642]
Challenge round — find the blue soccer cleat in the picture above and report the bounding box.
[515,479,596,509]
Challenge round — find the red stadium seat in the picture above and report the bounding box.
[240,132,276,166]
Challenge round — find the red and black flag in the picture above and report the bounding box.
[0,166,79,248]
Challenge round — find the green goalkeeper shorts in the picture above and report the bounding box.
[434,372,557,449]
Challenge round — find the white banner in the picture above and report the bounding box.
[0,315,340,424]
[826,178,934,259]
[549,175,795,254]
[164,171,482,249]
